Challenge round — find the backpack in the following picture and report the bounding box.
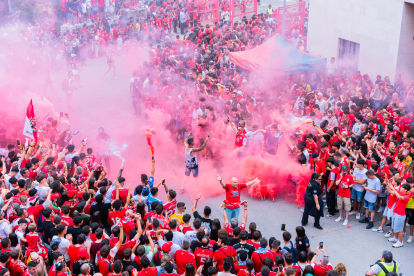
[283,241,298,263]
[61,78,70,91]
[153,251,164,266]
[376,261,398,276]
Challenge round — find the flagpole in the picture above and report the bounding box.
[282,0,286,38]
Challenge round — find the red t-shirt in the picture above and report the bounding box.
[251,251,274,272]
[67,245,81,267]
[61,216,75,227]
[314,264,333,276]
[27,205,44,226]
[225,222,245,237]
[98,256,113,276]
[111,188,129,203]
[336,174,354,198]
[213,246,237,271]
[224,184,247,209]
[108,208,127,226]
[393,193,410,216]
[174,250,196,274]
[194,247,214,268]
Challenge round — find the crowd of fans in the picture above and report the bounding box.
[1,0,413,275]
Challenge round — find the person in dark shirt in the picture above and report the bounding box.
[67,216,83,244]
[227,226,241,246]
[42,208,55,244]
[233,230,255,258]
[47,216,61,244]
[121,248,139,271]
[192,195,213,230]
[190,230,204,252]
[90,192,112,231]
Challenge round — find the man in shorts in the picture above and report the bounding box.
[358,170,381,229]
[181,134,210,192]
[351,159,367,219]
[335,165,354,226]
[102,48,117,79]
[387,183,411,248]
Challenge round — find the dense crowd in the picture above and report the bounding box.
[1,0,413,275]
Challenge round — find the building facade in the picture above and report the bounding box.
[307,0,414,82]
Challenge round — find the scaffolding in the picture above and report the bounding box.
[187,0,220,25]
[229,0,257,25]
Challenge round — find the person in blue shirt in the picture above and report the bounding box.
[135,158,155,197]
[147,182,168,210]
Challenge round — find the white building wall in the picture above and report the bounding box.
[307,0,412,80]
[396,2,414,81]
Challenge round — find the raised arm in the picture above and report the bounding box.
[217,175,226,188]
[228,118,236,131]
[150,158,155,178]
[192,193,201,213]
[117,164,124,182]
[192,136,210,152]
[146,231,155,254]
[124,186,131,209]
[246,177,260,187]
[242,202,248,225]
[222,206,228,224]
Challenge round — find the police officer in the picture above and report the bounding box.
[365,250,400,276]
[301,173,324,230]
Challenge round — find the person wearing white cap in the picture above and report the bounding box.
[315,92,328,115]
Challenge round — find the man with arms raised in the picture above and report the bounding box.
[217,175,260,220]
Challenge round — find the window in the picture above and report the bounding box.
[337,38,360,73]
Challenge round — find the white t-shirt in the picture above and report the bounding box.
[184,230,198,243]
[81,3,87,13]
[172,231,185,247]
[158,239,180,261]
[52,236,71,262]
[64,152,79,163]
[352,168,368,192]
[0,222,11,239]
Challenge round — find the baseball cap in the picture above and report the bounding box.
[311,153,318,159]
[50,238,61,250]
[162,241,173,253]
[67,190,77,198]
[317,92,323,96]
[50,193,60,201]
[341,165,347,171]
[79,247,89,259]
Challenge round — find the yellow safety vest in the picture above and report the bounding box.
[268,8,273,15]
[375,261,398,276]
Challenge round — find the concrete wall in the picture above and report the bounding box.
[396,2,414,81]
[307,0,411,80]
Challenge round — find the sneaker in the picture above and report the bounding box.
[335,217,343,222]
[388,237,398,242]
[377,206,384,213]
[342,219,348,226]
[366,222,374,229]
[326,214,334,218]
[372,228,384,233]
[359,217,369,223]
[349,211,356,215]
[384,231,394,238]
[356,213,361,220]
[392,241,403,248]
[407,237,413,243]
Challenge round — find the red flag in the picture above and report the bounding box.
[23,100,38,142]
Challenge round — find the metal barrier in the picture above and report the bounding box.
[273,1,306,36]
[187,0,220,25]
[229,0,257,25]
